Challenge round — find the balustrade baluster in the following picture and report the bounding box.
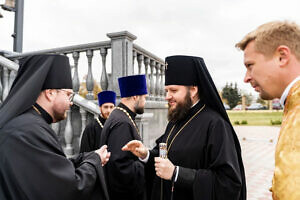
[64,110,74,156]
[2,68,9,101]
[8,60,19,90]
[155,63,161,100]
[86,50,94,100]
[72,52,80,93]
[160,64,165,100]
[133,50,137,73]
[150,60,155,100]
[100,48,108,91]
[8,70,16,91]
[51,123,60,135]
[8,59,18,90]
[79,108,87,141]
[144,57,150,98]
[137,54,143,74]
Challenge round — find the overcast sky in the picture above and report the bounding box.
[1,0,300,96]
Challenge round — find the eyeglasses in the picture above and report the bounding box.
[57,89,75,102]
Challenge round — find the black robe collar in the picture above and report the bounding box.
[98,115,106,124]
[118,103,136,120]
[33,103,53,124]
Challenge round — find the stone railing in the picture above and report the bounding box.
[133,44,165,101]
[0,31,168,156]
[3,31,166,102]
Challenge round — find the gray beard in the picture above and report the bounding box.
[167,92,192,122]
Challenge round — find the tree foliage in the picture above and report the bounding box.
[222,82,242,109]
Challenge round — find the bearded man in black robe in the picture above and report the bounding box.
[80,90,116,153]
[0,54,110,200]
[100,75,148,200]
[123,55,247,200]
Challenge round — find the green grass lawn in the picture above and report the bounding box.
[227,110,283,126]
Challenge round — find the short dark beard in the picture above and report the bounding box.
[100,113,108,119]
[167,90,192,122]
[134,99,144,114]
[135,107,144,114]
[53,110,67,122]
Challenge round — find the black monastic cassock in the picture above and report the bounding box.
[146,101,243,200]
[0,105,109,200]
[100,103,146,200]
[80,116,106,153]
[145,55,246,200]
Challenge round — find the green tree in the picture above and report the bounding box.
[222,82,242,109]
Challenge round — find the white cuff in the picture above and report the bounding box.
[139,150,150,163]
[174,166,179,182]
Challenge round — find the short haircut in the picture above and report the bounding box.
[235,21,300,60]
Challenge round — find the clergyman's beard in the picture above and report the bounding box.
[168,92,192,122]
[53,110,67,122]
[101,112,109,119]
[135,107,144,114]
[134,100,144,114]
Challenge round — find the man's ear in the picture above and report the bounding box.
[132,95,138,101]
[276,45,290,67]
[190,86,198,99]
[44,89,56,102]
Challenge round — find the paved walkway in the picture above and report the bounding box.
[234,126,280,200]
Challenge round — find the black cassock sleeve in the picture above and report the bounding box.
[105,121,145,199]
[0,122,103,200]
[80,122,96,153]
[144,134,162,199]
[175,119,242,200]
